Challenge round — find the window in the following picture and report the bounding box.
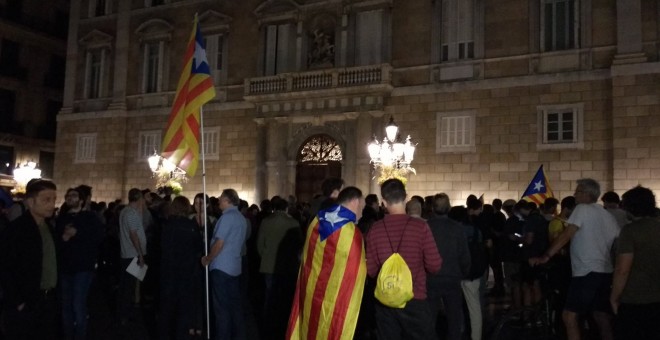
[205,34,226,85]
[0,89,16,133]
[441,0,474,61]
[89,0,109,17]
[263,23,295,75]
[44,55,66,88]
[39,151,55,179]
[436,111,476,153]
[143,42,163,93]
[145,0,166,7]
[541,0,577,51]
[298,135,343,162]
[0,39,26,79]
[537,104,583,149]
[355,10,384,65]
[138,130,161,160]
[202,127,220,160]
[85,49,105,98]
[75,133,97,163]
[0,145,13,176]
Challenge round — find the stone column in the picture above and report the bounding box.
[613,0,647,64]
[265,117,289,197]
[108,0,131,110]
[60,0,81,114]
[254,118,267,202]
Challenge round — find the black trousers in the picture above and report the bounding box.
[1,291,59,340]
[615,302,660,340]
[374,298,435,340]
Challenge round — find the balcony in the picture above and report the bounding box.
[244,64,392,97]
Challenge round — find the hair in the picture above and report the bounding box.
[542,197,559,214]
[513,199,528,213]
[560,196,576,210]
[194,193,209,203]
[492,198,503,210]
[220,189,240,206]
[321,177,344,197]
[169,196,191,217]
[502,199,516,215]
[25,180,57,198]
[65,187,79,197]
[448,206,468,224]
[337,186,363,205]
[433,193,451,215]
[411,195,424,206]
[622,186,657,217]
[365,194,379,207]
[75,185,92,204]
[601,191,621,204]
[380,178,406,204]
[576,178,601,202]
[466,196,482,210]
[526,201,538,211]
[128,188,143,203]
[272,196,288,211]
[406,199,422,216]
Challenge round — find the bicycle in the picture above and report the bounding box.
[489,265,563,340]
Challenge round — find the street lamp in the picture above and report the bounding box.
[368,116,417,185]
[147,151,187,190]
[12,161,41,194]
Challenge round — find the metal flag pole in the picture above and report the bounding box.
[200,104,211,339]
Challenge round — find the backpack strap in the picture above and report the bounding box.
[382,216,411,253]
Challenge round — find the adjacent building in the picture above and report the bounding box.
[0,0,68,191]
[55,0,660,205]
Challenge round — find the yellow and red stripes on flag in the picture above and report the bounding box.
[161,15,215,177]
[287,217,367,340]
[522,165,554,206]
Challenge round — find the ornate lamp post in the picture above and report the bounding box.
[12,161,41,194]
[147,152,187,193]
[367,117,417,185]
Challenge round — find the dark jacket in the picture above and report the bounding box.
[426,215,471,286]
[160,216,203,285]
[55,210,105,274]
[0,213,51,308]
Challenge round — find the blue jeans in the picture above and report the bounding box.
[60,271,94,340]
[211,270,245,340]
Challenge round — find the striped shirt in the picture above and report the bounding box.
[366,214,442,300]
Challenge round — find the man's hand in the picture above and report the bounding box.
[610,298,619,315]
[528,255,549,267]
[137,255,145,268]
[62,225,77,241]
[17,303,25,312]
[201,256,210,267]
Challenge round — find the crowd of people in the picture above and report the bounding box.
[0,176,658,340]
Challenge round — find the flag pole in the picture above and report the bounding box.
[200,104,211,339]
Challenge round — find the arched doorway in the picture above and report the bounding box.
[295,134,342,203]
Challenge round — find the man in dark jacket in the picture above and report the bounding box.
[55,186,104,340]
[0,179,59,339]
[427,193,471,340]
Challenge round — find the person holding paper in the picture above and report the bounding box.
[117,188,148,326]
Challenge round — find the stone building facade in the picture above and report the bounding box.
[55,0,660,205]
[0,0,68,190]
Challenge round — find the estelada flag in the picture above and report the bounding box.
[287,204,367,340]
[161,15,215,177]
[522,165,554,205]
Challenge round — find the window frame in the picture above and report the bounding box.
[537,103,584,150]
[440,0,475,62]
[137,130,161,161]
[142,40,164,94]
[204,33,228,85]
[74,133,97,164]
[89,0,111,17]
[202,127,220,161]
[84,48,106,99]
[436,110,476,153]
[540,0,579,52]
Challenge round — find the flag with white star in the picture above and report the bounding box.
[161,14,216,177]
[287,204,366,340]
[521,165,553,205]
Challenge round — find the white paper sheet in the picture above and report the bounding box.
[125,257,148,281]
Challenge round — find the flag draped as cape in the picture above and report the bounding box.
[286,204,367,340]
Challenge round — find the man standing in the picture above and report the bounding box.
[117,188,147,326]
[56,187,104,340]
[0,180,59,338]
[366,179,442,340]
[258,196,303,338]
[531,178,619,340]
[287,186,366,340]
[202,189,248,340]
[426,193,470,340]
